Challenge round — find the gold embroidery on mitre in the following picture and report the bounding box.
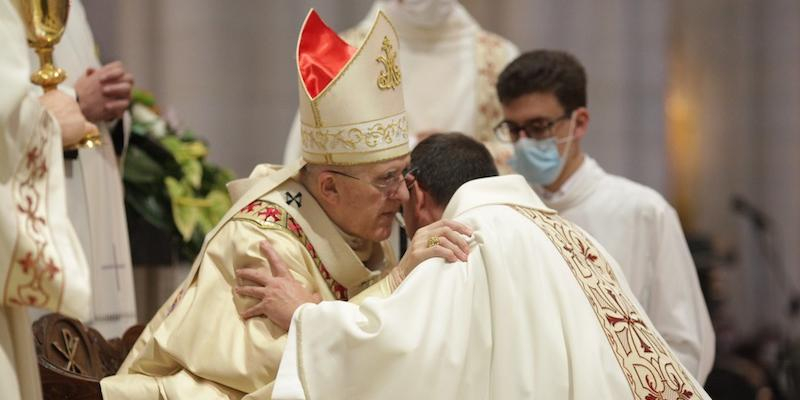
[310,101,322,128]
[301,114,408,153]
[376,36,401,90]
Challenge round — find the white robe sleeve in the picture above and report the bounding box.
[273,249,488,400]
[647,207,715,383]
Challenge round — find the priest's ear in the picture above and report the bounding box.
[408,180,440,228]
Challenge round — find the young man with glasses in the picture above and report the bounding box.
[495,49,715,383]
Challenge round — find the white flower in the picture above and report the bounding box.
[132,103,159,123]
[151,119,168,138]
[132,103,168,138]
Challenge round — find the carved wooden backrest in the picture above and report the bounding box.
[33,313,144,400]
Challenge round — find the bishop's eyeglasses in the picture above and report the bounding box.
[325,167,417,197]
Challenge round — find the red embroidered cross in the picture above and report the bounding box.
[242,201,260,214]
[25,147,40,170]
[18,252,36,274]
[43,258,60,280]
[258,207,282,222]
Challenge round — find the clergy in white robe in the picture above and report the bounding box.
[495,49,715,382]
[283,0,519,170]
[270,133,712,400]
[27,0,137,338]
[1,1,93,399]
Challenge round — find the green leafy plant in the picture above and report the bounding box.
[124,90,234,261]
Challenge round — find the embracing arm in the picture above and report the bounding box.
[236,219,474,330]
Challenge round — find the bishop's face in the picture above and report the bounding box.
[324,156,411,242]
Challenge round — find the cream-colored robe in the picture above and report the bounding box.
[539,156,715,383]
[26,0,137,338]
[273,175,712,400]
[283,2,518,166]
[1,2,92,399]
[101,161,397,399]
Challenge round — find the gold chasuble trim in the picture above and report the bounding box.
[232,200,349,300]
[514,206,698,400]
[4,111,64,310]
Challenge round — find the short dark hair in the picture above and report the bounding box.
[496,49,587,114]
[410,133,498,206]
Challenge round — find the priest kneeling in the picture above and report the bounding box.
[239,133,713,400]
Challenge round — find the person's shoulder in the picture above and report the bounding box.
[456,203,537,232]
[602,173,674,218]
[230,198,297,232]
[475,28,519,59]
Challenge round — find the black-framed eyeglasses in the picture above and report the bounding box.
[494,114,570,142]
[326,166,417,197]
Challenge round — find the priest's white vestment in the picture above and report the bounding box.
[27,0,137,338]
[539,156,715,383]
[283,1,519,166]
[273,175,712,400]
[1,2,92,399]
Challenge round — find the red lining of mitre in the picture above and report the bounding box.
[298,10,357,99]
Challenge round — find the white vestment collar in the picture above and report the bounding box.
[537,155,606,210]
[443,175,555,219]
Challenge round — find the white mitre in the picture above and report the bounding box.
[297,9,409,166]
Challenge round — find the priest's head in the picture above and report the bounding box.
[495,49,590,192]
[293,9,411,242]
[402,133,498,237]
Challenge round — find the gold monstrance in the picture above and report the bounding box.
[18,0,101,148]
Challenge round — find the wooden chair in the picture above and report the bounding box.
[33,313,144,400]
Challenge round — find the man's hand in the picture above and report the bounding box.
[74,61,134,122]
[235,240,320,331]
[390,219,474,287]
[38,90,97,148]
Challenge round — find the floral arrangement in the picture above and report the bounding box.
[124,90,234,261]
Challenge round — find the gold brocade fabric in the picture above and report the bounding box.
[102,178,395,399]
[473,30,509,144]
[515,206,699,400]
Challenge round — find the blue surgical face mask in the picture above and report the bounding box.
[509,114,576,186]
[509,138,564,185]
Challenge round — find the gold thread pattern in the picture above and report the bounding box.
[514,206,697,400]
[474,31,508,142]
[376,36,401,90]
[301,115,408,154]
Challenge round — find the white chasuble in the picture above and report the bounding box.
[273,175,711,400]
[1,2,92,399]
[26,0,137,338]
[540,156,715,383]
[101,162,397,400]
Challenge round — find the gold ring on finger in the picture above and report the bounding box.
[426,236,440,248]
